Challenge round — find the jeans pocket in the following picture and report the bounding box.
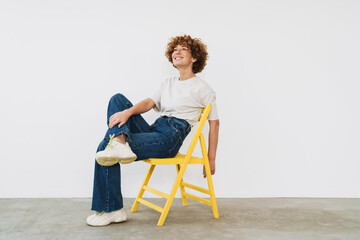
[167,118,179,132]
[168,118,191,140]
[168,117,190,132]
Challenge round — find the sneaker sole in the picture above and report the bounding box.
[86,217,127,227]
[96,156,137,166]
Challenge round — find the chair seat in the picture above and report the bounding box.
[143,153,204,165]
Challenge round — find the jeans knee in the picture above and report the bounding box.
[109,93,133,109]
[110,93,125,102]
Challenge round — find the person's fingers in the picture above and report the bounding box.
[202,166,218,177]
[110,118,118,129]
[110,119,116,128]
[109,113,120,127]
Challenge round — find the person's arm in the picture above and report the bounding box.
[127,98,155,116]
[203,119,220,178]
[109,98,155,129]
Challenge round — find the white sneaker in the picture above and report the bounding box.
[86,208,128,227]
[96,134,137,166]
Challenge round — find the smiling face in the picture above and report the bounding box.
[172,45,197,70]
[165,35,208,74]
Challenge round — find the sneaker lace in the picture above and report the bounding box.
[106,134,117,149]
[95,211,104,216]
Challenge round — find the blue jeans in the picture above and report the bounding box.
[91,93,191,212]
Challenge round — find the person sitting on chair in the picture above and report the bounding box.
[86,34,220,227]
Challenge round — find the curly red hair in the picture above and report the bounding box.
[165,34,208,74]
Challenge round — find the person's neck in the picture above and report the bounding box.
[178,68,196,81]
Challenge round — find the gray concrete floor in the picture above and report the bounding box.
[0,198,359,240]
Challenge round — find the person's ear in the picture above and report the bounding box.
[192,57,197,63]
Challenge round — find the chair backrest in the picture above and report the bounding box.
[184,104,212,158]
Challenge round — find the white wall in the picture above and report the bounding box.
[0,0,359,198]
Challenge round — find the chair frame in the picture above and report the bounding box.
[130,104,219,226]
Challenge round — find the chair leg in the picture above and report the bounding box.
[200,134,219,219]
[157,163,188,226]
[131,164,155,212]
[176,164,188,206]
[203,159,219,218]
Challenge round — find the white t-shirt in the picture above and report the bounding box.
[150,76,219,126]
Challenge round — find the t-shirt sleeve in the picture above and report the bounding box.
[149,80,163,112]
[201,85,219,121]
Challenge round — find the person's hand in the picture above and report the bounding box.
[203,158,215,178]
[109,109,132,129]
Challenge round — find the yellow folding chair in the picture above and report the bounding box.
[131,104,219,226]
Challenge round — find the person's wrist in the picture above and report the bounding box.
[125,108,133,117]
